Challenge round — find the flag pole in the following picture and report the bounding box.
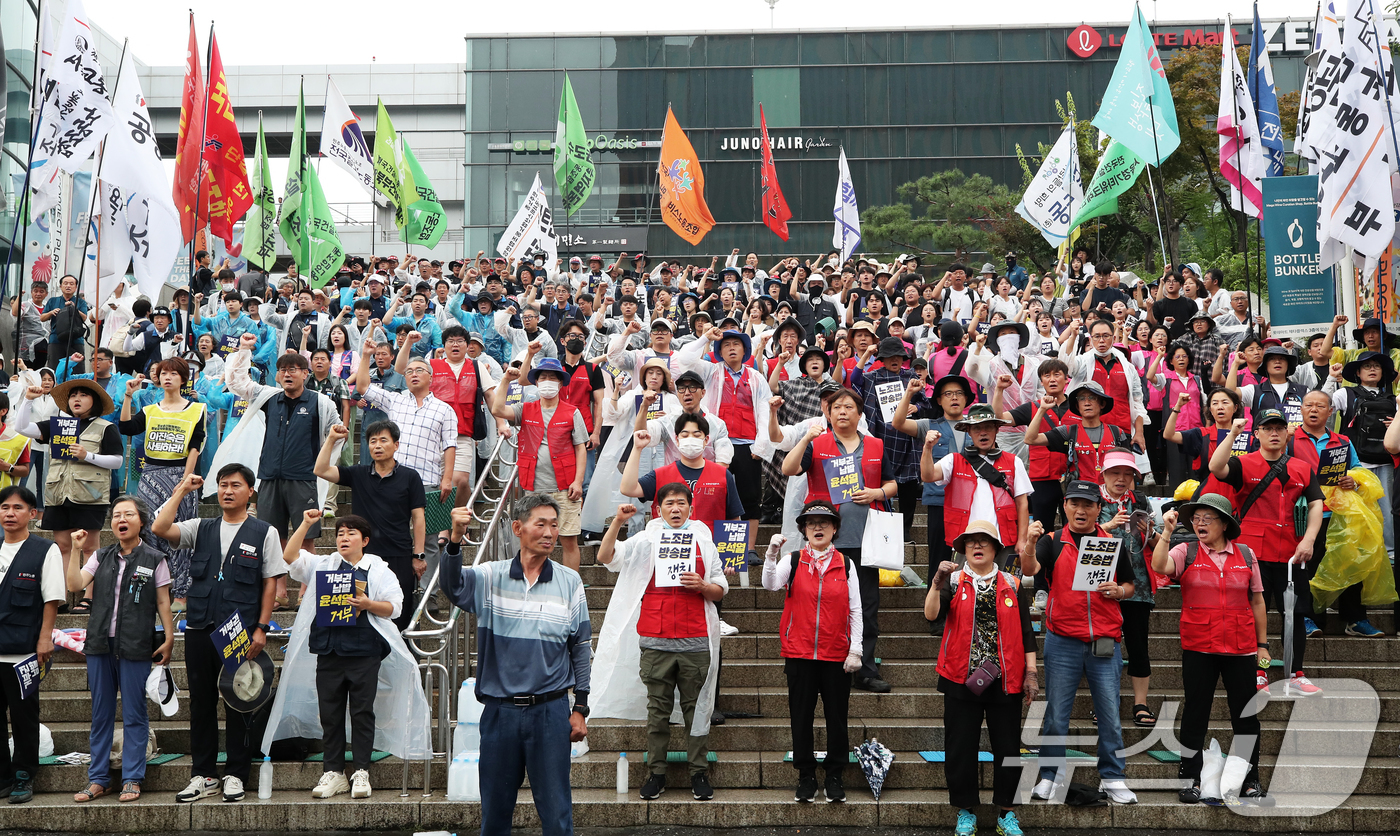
[1225,18,1256,321]
[643,104,667,260]
[4,87,49,376]
[557,70,571,269]
[1294,1,1320,177]
[300,77,311,288]
[1139,2,1170,272]
[187,18,213,347]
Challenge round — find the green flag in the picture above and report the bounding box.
[373,100,407,227]
[553,73,594,217]
[399,137,446,249]
[1088,4,1179,166]
[277,85,307,265]
[1069,141,1146,230]
[244,112,277,271]
[301,162,346,289]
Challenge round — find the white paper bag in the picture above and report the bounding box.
[860,508,904,570]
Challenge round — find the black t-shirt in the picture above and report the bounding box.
[1218,456,1324,504]
[1079,284,1130,312]
[191,267,216,299]
[637,462,745,521]
[1152,296,1199,340]
[1009,401,1073,429]
[1036,528,1137,588]
[559,360,604,393]
[334,462,428,557]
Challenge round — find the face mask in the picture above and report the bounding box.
[677,438,705,459]
[536,380,561,399]
[565,338,585,355]
[996,334,1021,358]
[535,260,544,267]
[222,283,234,292]
[1094,347,1113,359]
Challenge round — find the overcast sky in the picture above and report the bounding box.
[86,0,1324,67]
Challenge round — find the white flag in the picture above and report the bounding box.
[97,48,181,302]
[1295,1,1342,167]
[29,0,115,216]
[497,173,558,267]
[1015,120,1084,247]
[833,147,861,262]
[1217,24,1267,219]
[321,78,375,197]
[1315,1,1395,262]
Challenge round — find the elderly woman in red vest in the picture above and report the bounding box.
[922,403,1032,552]
[762,500,861,804]
[925,519,1036,836]
[1153,493,1269,804]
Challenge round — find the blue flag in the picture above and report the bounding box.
[1249,3,1285,177]
[1089,3,1180,166]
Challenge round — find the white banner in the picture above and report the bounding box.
[1015,120,1084,247]
[321,78,375,197]
[832,147,861,262]
[496,173,558,267]
[1296,2,1342,167]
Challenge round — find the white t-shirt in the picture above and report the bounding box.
[933,452,1033,530]
[944,286,976,322]
[174,518,288,578]
[0,539,65,664]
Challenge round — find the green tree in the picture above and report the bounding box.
[860,169,1016,265]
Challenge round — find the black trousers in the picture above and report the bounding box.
[1120,600,1153,679]
[926,503,950,576]
[784,658,849,774]
[186,627,260,782]
[1030,481,1063,595]
[315,653,382,774]
[845,547,880,681]
[729,443,762,519]
[1144,409,1167,481]
[1178,650,1261,782]
[1258,561,1311,673]
[0,662,39,782]
[384,556,418,631]
[1307,516,1366,626]
[897,479,921,541]
[944,692,1023,810]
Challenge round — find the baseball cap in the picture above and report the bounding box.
[1063,480,1104,503]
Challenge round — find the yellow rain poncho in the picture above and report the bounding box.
[1310,468,1399,609]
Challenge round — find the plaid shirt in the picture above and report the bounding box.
[854,366,919,482]
[1173,332,1229,383]
[309,373,351,412]
[363,386,459,488]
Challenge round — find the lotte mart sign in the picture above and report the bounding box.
[1066,18,1400,59]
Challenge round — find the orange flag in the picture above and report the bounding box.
[202,31,252,247]
[172,15,206,244]
[657,107,715,246]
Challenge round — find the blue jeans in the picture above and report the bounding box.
[479,697,572,836]
[1037,630,1127,782]
[86,652,153,787]
[1373,462,1394,553]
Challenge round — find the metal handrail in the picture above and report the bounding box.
[398,432,519,796]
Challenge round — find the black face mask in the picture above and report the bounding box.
[565,338,585,355]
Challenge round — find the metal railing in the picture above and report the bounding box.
[397,431,520,796]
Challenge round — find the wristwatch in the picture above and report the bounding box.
[254,623,270,634]
[572,704,590,718]
[413,553,426,561]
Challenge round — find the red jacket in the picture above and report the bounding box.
[1231,452,1313,563]
[779,548,853,662]
[1178,542,1258,656]
[1068,422,1127,483]
[1089,356,1134,435]
[638,548,709,639]
[517,400,580,492]
[1028,403,1078,482]
[1045,526,1125,642]
[943,451,1019,549]
[937,570,1026,693]
[651,460,729,536]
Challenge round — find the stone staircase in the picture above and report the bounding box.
[8,501,1400,832]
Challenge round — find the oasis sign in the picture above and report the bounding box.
[487,133,660,154]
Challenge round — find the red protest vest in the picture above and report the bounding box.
[1179,542,1258,656]
[936,570,1026,694]
[779,548,853,662]
[1290,428,1351,514]
[429,358,479,436]
[1090,356,1133,434]
[650,460,729,536]
[1070,423,1125,483]
[804,431,886,508]
[560,361,597,433]
[517,400,579,491]
[637,547,709,640]
[718,367,758,441]
[1045,526,1125,642]
[1231,452,1312,563]
[943,451,1019,549]
[765,356,791,382]
[1028,403,1079,482]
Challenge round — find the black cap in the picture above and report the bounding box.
[877,336,910,359]
[1063,480,1103,503]
[674,370,705,389]
[152,306,172,319]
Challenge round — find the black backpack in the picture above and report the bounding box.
[1344,388,1396,465]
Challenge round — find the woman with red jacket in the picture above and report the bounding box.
[924,519,1037,836]
[761,501,862,805]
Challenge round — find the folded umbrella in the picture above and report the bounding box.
[855,738,894,800]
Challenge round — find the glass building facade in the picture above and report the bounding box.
[464,25,1311,260]
[0,0,38,285]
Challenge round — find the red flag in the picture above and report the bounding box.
[758,104,792,242]
[202,32,252,247]
[172,15,206,244]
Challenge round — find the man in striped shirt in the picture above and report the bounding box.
[441,495,590,836]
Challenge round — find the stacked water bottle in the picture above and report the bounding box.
[447,678,483,801]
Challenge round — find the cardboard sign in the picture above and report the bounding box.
[13,653,48,701]
[874,380,905,424]
[219,334,242,358]
[316,570,358,627]
[714,520,752,573]
[1071,536,1121,592]
[1319,444,1350,487]
[506,382,523,407]
[822,453,862,504]
[653,529,696,588]
[48,416,80,461]
[211,610,251,673]
[231,399,250,420]
[635,393,666,421]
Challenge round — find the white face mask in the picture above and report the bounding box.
[536,380,561,399]
[677,438,705,459]
[1094,347,1113,359]
[996,333,1021,359]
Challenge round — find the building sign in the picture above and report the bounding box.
[488,133,660,154]
[1067,25,1102,58]
[718,134,833,152]
[557,226,649,252]
[1066,18,1400,58]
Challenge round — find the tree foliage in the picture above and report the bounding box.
[860,169,1017,264]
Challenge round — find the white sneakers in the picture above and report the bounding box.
[351,769,372,799]
[719,619,739,636]
[311,771,350,799]
[1030,778,1060,800]
[175,776,220,803]
[1101,780,1138,804]
[221,775,244,802]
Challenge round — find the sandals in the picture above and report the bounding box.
[119,781,141,802]
[1132,704,1158,727]
[74,783,106,803]
[70,597,93,614]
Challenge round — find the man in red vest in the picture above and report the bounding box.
[1067,319,1145,447]
[555,319,605,494]
[423,324,493,527]
[490,352,588,569]
[1208,408,1325,694]
[1024,381,1130,485]
[922,403,1032,552]
[620,413,743,536]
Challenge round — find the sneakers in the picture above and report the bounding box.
[995,809,1023,836]
[1101,779,1137,804]
[581,532,603,547]
[1304,617,1322,637]
[795,772,817,803]
[824,771,845,803]
[1256,670,1270,692]
[719,619,739,637]
[1345,619,1384,637]
[311,772,349,799]
[350,769,372,799]
[1030,777,1060,801]
[221,775,244,802]
[955,808,978,836]
[7,772,32,805]
[1179,779,1201,804]
[710,711,726,726]
[691,770,714,800]
[1289,671,1323,696]
[639,773,665,800]
[176,776,220,803]
[854,677,892,693]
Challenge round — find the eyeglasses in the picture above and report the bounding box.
[1189,514,1220,525]
[676,384,702,393]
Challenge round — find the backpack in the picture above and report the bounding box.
[1344,388,1396,464]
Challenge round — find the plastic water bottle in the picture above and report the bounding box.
[258,756,273,799]
[455,679,482,757]
[616,752,628,794]
[447,750,470,801]
[463,753,481,802]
